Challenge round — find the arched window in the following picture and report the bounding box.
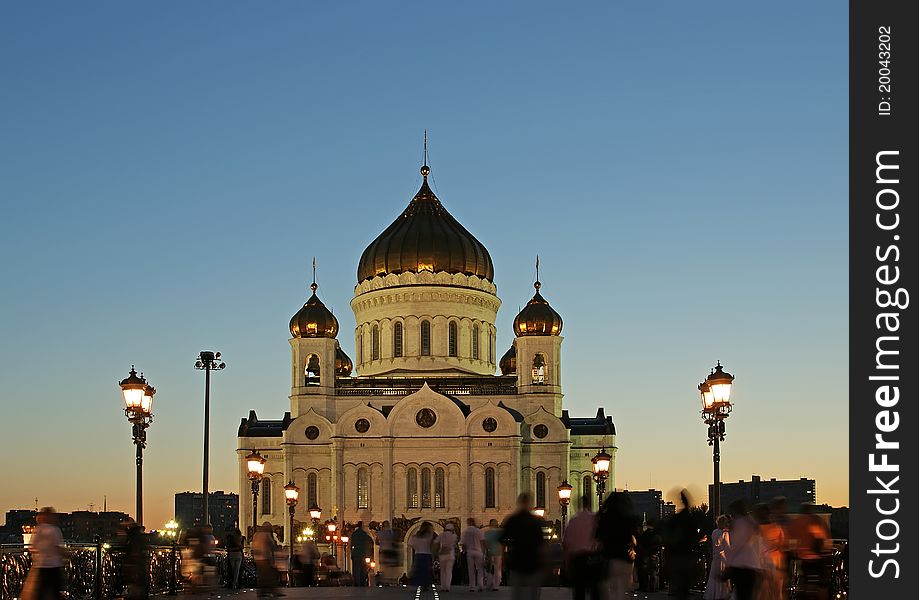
[472,324,480,360]
[488,330,494,363]
[448,321,458,357]
[532,354,546,384]
[261,478,272,515]
[371,325,380,361]
[435,467,445,508]
[583,475,593,512]
[420,321,431,356]
[357,467,369,509]
[305,354,320,386]
[358,331,363,363]
[536,472,547,508]
[485,467,496,508]
[407,468,419,509]
[307,473,318,508]
[421,467,432,508]
[393,322,403,358]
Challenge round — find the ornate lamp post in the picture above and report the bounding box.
[284,481,300,587]
[326,521,338,561]
[164,520,179,595]
[119,366,155,527]
[557,480,572,534]
[591,448,612,505]
[699,361,735,518]
[194,351,225,527]
[246,450,267,537]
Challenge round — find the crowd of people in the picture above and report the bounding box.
[703,498,835,600]
[20,494,838,600]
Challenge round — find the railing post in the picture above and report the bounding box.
[168,540,178,596]
[94,535,103,600]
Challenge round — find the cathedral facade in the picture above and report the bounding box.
[237,160,616,549]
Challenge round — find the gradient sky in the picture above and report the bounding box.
[0,2,847,529]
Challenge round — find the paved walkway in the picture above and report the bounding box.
[179,586,677,600]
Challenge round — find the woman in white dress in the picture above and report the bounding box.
[703,515,732,600]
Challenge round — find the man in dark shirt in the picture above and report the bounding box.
[501,493,545,600]
[349,521,374,587]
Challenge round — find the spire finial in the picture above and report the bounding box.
[534,255,541,290]
[310,257,318,293]
[420,130,430,178]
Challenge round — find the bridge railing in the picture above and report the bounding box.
[0,543,255,600]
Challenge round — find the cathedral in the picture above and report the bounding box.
[236,158,616,552]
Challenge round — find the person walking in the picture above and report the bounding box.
[377,521,401,586]
[462,518,487,592]
[663,490,703,600]
[596,492,638,600]
[501,493,546,600]
[702,515,731,600]
[437,523,458,591]
[26,507,65,600]
[483,519,504,590]
[349,522,374,587]
[562,496,601,600]
[725,500,762,600]
[298,537,319,587]
[252,522,279,597]
[409,522,437,589]
[226,528,244,589]
[635,521,662,593]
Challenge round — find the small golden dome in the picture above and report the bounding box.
[513,281,563,337]
[499,344,517,375]
[335,347,353,377]
[289,282,339,338]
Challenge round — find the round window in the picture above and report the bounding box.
[533,424,549,439]
[305,426,320,440]
[355,418,371,433]
[482,417,498,433]
[415,408,437,428]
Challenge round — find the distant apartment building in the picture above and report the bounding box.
[712,475,817,513]
[175,491,239,539]
[2,509,130,543]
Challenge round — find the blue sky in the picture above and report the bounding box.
[0,2,847,527]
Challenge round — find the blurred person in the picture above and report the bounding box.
[757,503,787,600]
[197,525,218,592]
[252,522,280,597]
[636,520,662,593]
[350,521,374,587]
[483,519,504,590]
[297,535,319,587]
[725,500,761,600]
[226,527,244,589]
[27,507,65,600]
[787,504,831,600]
[562,495,601,600]
[377,520,400,586]
[501,493,545,600]
[462,517,487,592]
[663,490,703,600]
[409,521,437,588]
[702,515,731,600]
[436,522,458,591]
[596,492,638,600]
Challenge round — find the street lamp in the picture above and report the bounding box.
[120,366,155,527]
[194,351,225,527]
[699,361,734,519]
[557,480,572,534]
[309,504,322,522]
[285,481,300,587]
[246,450,267,537]
[592,448,612,504]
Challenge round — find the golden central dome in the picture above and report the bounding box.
[356,165,494,283]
